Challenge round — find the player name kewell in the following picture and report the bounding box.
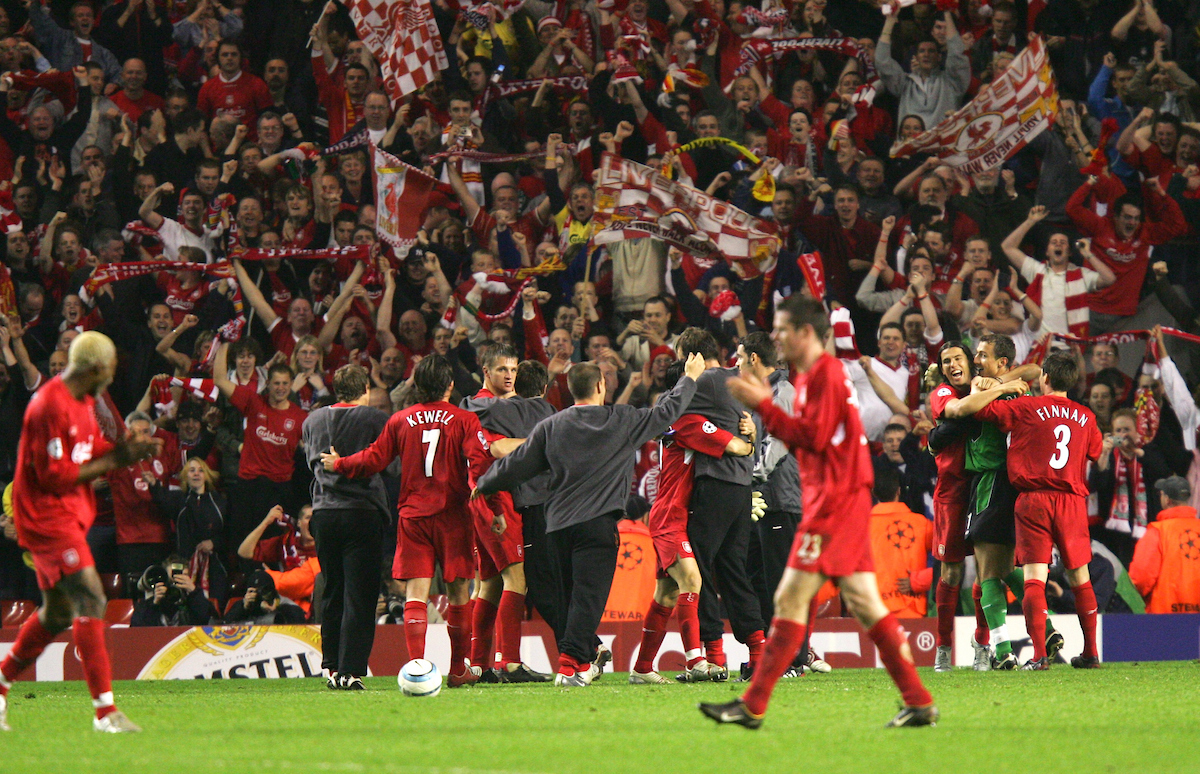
[1033,403,1090,426]
[406,409,458,427]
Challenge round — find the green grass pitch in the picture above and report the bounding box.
[3,662,1199,774]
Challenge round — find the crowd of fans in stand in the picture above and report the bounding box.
[0,0,1198,624]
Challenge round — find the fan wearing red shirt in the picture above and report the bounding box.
[322,356,492,687]
[704,296,936,730]
[196,40,273,130]
[631,408,753,685]
[107,414,178,577]
[1065,176,1186,318]
[974,352,1104,670]
[0,332,160,733]
[213,342,308,558]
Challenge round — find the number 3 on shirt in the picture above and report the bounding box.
[1049,424,1071,470]
[421,428,441,477]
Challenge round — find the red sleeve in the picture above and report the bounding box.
[974,398,1018,432]
[1127,525,1162,597]
[229,383,259,416]
[671,413,734,457]
[1085,420,1104,461]
[1065,182,1107,237]
[909,566,933,594]
[1138,144,1171,176]
[756,362,848,454]
[469,209,496,244]
[462,412,493,478]
[24,400,84,493]
[759,94,790,129]
[929,384,957,421]
[1142,187,1188,245]
[639,112,671,155]
[196,80,215,119]
[334,413,403,478]
[312,53,337,109]
[522,305,549,364]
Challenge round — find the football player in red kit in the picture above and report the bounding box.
[322,356,492,686]
[631,364,755,684]
[704,296,936,729]
[0,332,161,732]
[462,344,549,682]
[973,351,1104,669]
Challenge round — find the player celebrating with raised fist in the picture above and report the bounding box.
[0,332,162,732]
[972,352,1104,670]
[703,296,937,729]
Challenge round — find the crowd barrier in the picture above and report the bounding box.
[1,614,1193,681]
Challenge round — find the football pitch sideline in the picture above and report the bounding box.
[3,661,1198,774]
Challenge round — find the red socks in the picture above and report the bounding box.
[935,580,959,648]
[867,614,933,708]
[705,638,726,668]
[972,582,988,647]
[403,600,428,661]
[470,598,498,668]
[677,593,704,667]
[72,617,116,720]
[0,615,58,692]
[742,618,806,717]
[444,603,471,677]
[634,600,673,674]
[1023,580,1048,661]
[746,630,765,668]
[1073,581,1099,659]
[557,652,586,677]
[496,590,525,668]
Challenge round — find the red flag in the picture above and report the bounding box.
[349,0,449,101]
[797,251,826,301]
[372,145,436,256]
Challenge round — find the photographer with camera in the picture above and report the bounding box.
[224,569,307,625]
[130,558,213,626]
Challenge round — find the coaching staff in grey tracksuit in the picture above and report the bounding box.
[475,354,706,686]
[303,365,392,689]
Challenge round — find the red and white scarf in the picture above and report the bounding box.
[1024,267,1089,338]
[1106,450,1147,539]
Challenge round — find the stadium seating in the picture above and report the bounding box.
[99,573,124,600]
[1,599,37,629]
[103,599,134,626]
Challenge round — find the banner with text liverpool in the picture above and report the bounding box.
[889,35,1058,174]
[591,153,780,275]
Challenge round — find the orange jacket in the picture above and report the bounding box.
[1129,506,1200,614]
[266,557,321,616]
[869,502,933,618]
[603,520,656,623]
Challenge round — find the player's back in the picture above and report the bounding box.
[649,414,731,534]
[791,354,874,529]
[992,395,1102,496]
[391,400,485,520]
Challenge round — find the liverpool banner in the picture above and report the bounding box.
[591,153,780,275]
[890,35,1058,174]
[372,145,436,255]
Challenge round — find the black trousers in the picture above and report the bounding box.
[547,511,619,664]
[747,509,801,623]
[687,478,764,643]
[520,503,561,632]
[311,508,384,677]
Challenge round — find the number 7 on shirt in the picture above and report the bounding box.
[422,429,441,477]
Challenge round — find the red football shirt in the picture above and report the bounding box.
[13,376,114,549]
[334,400,491,520]
[756,353,873,531]
[649,414,732,536]
[196,71,273,128]
[975,394,1103,496]
[107,428,178,545]
[229,385,307,483]
[929,382,971,504]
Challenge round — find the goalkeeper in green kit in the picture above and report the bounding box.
[928,334,1062,669]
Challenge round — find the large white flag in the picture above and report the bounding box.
[372,145,436,256]
[890,36,1059,174]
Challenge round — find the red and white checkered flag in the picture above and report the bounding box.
[349,0,449,101]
